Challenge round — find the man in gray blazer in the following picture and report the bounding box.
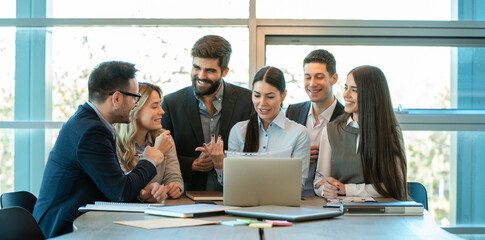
[162,35,253,191]
[286,49,345,196]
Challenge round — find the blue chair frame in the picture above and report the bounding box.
[407,182,428,210]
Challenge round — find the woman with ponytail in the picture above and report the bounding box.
[198,66,310,188]
[314,65,407,200]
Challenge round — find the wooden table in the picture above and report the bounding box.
[53,197,459,240]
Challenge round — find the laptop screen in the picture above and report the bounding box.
[223,157,302,207]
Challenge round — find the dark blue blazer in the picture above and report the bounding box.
[33,103,157,238]
[286,100,345,126]
[161,81,253,190]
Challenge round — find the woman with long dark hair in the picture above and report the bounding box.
[197,66,310,188]
[314,65,407,200]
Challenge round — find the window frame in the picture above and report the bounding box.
[2,0,485,231]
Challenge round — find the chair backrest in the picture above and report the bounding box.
[0,191,37,213]
[0,207,45,240]
[407,182,428,210]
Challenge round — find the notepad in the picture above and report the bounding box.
[145,204,239,218]
[185,191,223,201]
[220,220,248,227]
[78,201,165,213]
[249,222,272,228]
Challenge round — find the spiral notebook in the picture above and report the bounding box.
[79,201,165,213]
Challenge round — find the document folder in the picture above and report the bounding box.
[342,201,423,215]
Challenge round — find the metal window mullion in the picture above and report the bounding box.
[14,0,49,196]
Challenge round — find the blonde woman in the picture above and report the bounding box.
[115,82,184,199]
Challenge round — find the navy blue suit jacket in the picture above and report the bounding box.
[161,81,253,190]
[33,103,157,238]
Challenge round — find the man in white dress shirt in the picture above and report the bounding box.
[286,49,345,196]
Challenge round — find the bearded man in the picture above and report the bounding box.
[161,35,253,191]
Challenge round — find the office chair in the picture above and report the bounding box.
[0,207,45,240]
[0,190,37,213]
[407,182,428,210]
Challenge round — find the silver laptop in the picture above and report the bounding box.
[223,157,302,207]
[225,205,343,222]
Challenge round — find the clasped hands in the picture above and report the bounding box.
[193,135,224,171]
[138,182,182,202]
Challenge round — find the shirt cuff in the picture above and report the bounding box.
[345,184,371,197]
[137,195,146,203]
[315,185,325,198]
[215,168,223,185]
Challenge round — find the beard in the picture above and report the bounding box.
[192,75,222,97]
[111,102,133,124]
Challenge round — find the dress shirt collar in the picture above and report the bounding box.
[308,97,337,119]
[346,115,360,128]
[258,109,286,130]
[307,97,337,125]
[86,101,116,138]
[134,133,153,154]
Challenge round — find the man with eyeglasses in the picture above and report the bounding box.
[33,61,166,238]
[286,49,345,196]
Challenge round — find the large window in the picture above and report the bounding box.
[0,28,15,120]
[51,27,248,121]
[267,45,454,109]
[257,0,453,20]
[0,129,14,194]
[52,0,249,19]
[0,27,15,193]
[0,1,15,18]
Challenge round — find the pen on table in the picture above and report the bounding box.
[314,171,345,194]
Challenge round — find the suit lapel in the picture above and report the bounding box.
[219,82,236,139]
[298,101,311,125]
[184,89,205,146]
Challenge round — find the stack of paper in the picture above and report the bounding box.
[145,204,239,218]
[79,201,164,213]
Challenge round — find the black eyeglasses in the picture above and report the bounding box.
[108,90,142,104]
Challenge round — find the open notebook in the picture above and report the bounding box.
[79,201,164,213]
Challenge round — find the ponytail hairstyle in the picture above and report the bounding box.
[338,65,407,200]
[243,66,286,152]
[115,82,163,172]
